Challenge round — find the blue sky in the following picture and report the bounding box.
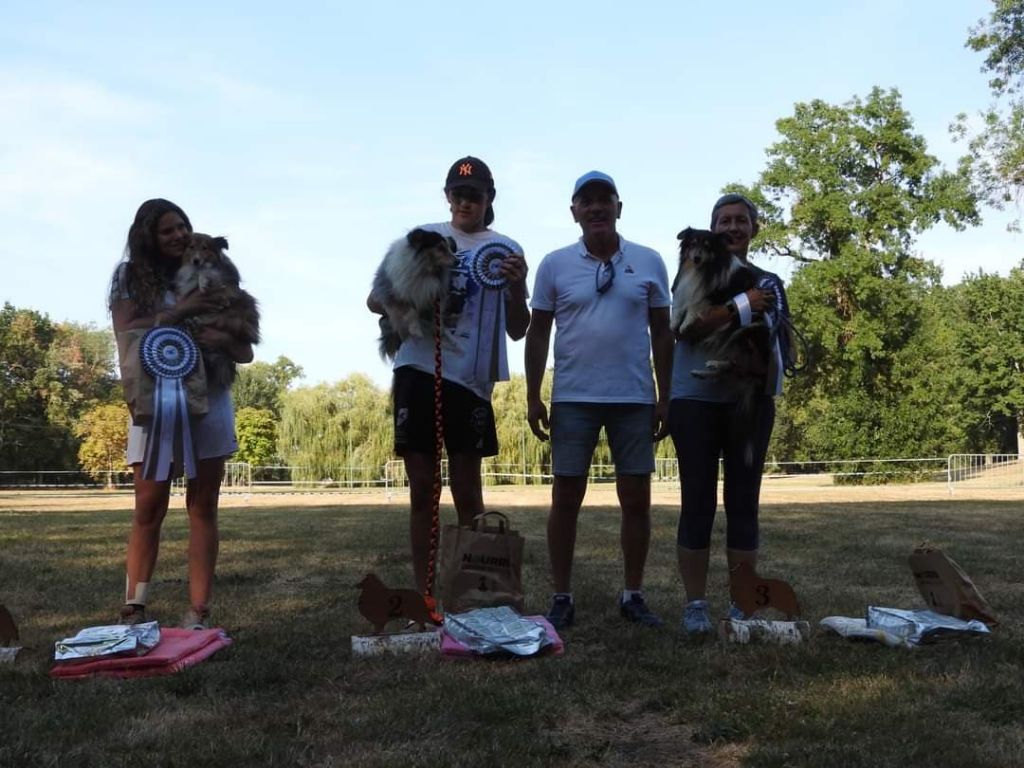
[3,1,1019,388]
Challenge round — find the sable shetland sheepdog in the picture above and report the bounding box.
[671,227,772,411]
[370,228,457,360]
[175,233,261,388]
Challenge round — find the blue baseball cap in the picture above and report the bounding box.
[572,170,618,200]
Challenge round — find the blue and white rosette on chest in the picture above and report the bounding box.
[140,327,199,481]
[467,239,515,383]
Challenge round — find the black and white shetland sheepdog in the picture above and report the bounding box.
[370,228,457,360]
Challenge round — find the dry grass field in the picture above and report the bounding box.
[0,485,1021,767]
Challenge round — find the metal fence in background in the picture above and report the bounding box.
[2,455,1019,495]
[946,454,1023,492]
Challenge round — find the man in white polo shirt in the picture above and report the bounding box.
[525,170,674,629]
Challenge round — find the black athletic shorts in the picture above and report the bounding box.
[392,366,498,457]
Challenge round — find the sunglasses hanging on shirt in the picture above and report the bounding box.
[596,260,616,294]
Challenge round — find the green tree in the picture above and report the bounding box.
[43,322,120,429]
[948,264,1024,453]
[490,373,553,484]
[954,0,1024,227]
[75,403,130,483]
[0,304,121,471]
[733,89,979,463]
[233,356,303,416]
[235,407,279,467]
[277,374,392,484]
[736,87,978,263]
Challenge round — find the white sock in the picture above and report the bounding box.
[622,589,643,605]
[553,592,574,604]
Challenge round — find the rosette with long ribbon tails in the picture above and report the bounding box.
[467,239,516,383]
[139,327,199,481]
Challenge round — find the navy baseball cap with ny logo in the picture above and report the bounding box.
[445,156,494,193]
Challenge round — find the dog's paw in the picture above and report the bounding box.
[691,360,733,380]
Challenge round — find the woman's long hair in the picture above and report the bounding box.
[109,198,192,313]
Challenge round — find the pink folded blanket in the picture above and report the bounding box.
[50,628,232,679]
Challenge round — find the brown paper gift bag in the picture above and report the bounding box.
[909,545,998,626]
[115,328,209,422]
[439,511,525,614]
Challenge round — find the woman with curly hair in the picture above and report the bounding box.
[109,198,254,630]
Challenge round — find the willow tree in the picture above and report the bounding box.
[277,374,392,484]
[491,373,553,484]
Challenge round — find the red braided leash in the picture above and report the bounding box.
[423,296,443,620]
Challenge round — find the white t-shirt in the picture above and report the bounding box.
[393,222,524,400]
[531,236,670,404]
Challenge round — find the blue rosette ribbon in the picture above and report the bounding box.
[139,327,199,481]
[467,239,517,383]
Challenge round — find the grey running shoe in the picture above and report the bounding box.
[181,606,211,631]
[680,599,713,636]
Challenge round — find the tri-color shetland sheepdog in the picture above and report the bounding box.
[671,227,772,409]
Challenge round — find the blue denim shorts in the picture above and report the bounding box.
[550,402,655,476]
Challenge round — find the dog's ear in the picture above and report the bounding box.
[677,227,695,241]
[213,236,229,252]
[445,236,457,254]
[712,231,731,254]
[406,228,430,249]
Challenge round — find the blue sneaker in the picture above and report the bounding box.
[546,595,575,630]
[728,603,750,621]
[620,594,664,628]
[681,599,713,636]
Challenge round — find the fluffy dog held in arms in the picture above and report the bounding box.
[174,233,261,387]
[369,228,458,360]
[670,227,773,409]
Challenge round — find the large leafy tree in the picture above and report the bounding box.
[736,87,978,263]
[731,89,979,461]
[954,0,1024,227]
[0,303,60,469]
[233,356,303,416]
[948,264,1024,452]
[0,304,120,471]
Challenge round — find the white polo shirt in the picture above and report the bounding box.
[531,236,670,404]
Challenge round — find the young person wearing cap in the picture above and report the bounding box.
[368,156,529,593]
[670,193,791,636]
[525,171,673,629]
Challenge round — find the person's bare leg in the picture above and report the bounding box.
[124,468,172,608]
[548,475,587,593]
[185,457,225,612]
[616,474,651,591]
[402,453,436,594]
[448,453,484,526]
